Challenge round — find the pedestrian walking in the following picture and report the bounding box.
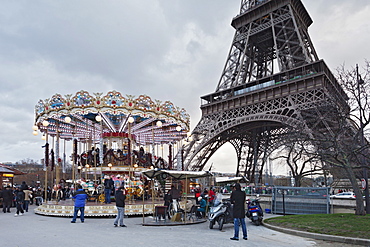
[113,186,127,227]
[23,187,32,212]
[14,187,25,216]
[71,184,88,223]
[1,186,13,213]
[230,183,248,241]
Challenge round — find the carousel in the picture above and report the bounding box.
[32,90,192,217]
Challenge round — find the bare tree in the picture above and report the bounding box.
[313,61,370,215]
[271,139,323,187]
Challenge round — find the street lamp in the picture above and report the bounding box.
[357,64,369,214]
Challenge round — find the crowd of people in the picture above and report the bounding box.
[1,179,249,241]
[0,181,43,216]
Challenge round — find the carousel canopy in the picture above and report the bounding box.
[215,176,248,184]
[34,90,190,146]
[142,169,213,180]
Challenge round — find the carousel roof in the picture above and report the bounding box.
[142,169,212,179]
[34,90,190,145]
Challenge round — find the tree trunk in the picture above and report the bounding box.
[345,166,365,215]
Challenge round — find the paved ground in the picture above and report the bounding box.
[0,204,362,247]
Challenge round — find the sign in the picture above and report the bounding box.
[362,179,366,190]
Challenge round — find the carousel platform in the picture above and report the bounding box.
[34,199,187,217]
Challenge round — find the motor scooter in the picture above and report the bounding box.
[246,195,263,225]
[208,200,233,230]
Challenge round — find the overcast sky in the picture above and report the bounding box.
[0,0,369,174]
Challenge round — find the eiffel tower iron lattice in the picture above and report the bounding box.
[182,0,349,183]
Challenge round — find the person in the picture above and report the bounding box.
[208,187,216,206]
[20,181,28,191]
[164,190,172,207]
[163,190,172,219]
[23,187,32,212]
[169,185,181,212]
[113,186,127,227]
[14,187,25,216]
[194,187,201,205]
[104,176,114,204]
[230,183,248,241]
[1,186,13,213]
[71,184,88,223]
[196,196,206,218]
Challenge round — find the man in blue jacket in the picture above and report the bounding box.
[71,184,88,223]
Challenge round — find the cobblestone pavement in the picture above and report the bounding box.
[0,205,362,247]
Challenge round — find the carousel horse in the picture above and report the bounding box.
[51,184,64,202]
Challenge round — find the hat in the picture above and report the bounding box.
[198,196,203,201]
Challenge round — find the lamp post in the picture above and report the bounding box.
[357,64,370,214]
[42,120,49,202]
[128,116,135,201]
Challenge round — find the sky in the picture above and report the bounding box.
[0,0,369,174]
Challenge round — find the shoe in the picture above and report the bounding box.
[81,221,84,223]
[19,213,23,216]
[71,221,76,223]
[14,214,18,217]
[230,237,239,241]
[114,224,118,227]
[120,225,127,227]
[243,237,248,240]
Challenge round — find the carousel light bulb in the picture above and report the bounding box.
[188,136,193,142]
[32,130,38,136]
[85,164,90,168]
[41,134,46,140]
[134,164,138,168]
[176,125,182,132]
[156,120,162,127]
[65,116,71,123]
[108,163,113,167]
[187,132,191,137]
[95,115,102,122]
[128,116,134,123]
[42,120,49,127]
[32,125,38,131]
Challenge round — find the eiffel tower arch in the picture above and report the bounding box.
[183,0,349,181]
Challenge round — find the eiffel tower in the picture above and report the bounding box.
[183,0,349,182]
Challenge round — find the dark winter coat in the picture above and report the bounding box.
[104,179,114,190]
[115,190,126,208]
[15,190,25,203]
[1,188,13,203]
[230,188,246,218]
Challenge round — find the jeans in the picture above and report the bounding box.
[23,200,30,212]
[16,202,24,215]
[104,189,112,203]
[3,201,11,213]
[114,207,125,226]
[233,218,247,239]
[72,207,85,222]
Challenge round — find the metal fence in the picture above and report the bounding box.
[272,186,330,215]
